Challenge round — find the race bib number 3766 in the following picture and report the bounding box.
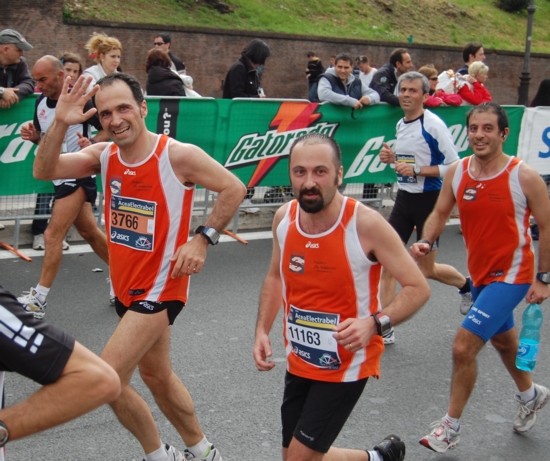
[110,195,156,252]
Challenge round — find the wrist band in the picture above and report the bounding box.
[417,239,432,253]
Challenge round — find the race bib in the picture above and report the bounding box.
[110,195,156,252]
[396,154,418,184]
[286,305,341,370]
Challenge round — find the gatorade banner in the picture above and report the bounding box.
[518,107,550,174]
[0,96,542,196]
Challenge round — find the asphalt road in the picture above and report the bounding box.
[1,226,549,461]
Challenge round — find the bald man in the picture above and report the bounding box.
[18,55,110,318]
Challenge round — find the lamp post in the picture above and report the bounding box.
[517,0,536,105]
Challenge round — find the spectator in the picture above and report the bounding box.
[458,61,492,105]
[59,51,83,85]
[317,52,380,108]
[456,42,485,75]
[530,78,550,107]
[153,32,186,76]
[0,29,34,109]
[357,55,377,88]
[223,39,271,212]
[182,75,202,98]
[145,48,185,97]
[305,51,325,103]
[418,64,462,107]
[369,48,414,106]
[328,54,336,68]
[83,32,122,86]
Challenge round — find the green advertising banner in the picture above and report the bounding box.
[0,95,526,196]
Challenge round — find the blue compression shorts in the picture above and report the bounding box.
[461,282,530,342]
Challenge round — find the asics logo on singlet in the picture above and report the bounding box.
[306,241,319,248]
[124,169,136,175]
[111,230,130,241]
[0,305,44,354]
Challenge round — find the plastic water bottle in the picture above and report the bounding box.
[516,303,543,371]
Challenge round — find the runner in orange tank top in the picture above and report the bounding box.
[254,132,430,461]
[32,73,246,461]
[412,103,550,453]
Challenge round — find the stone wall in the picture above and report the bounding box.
[3,0,550,104]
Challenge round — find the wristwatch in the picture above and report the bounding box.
[373,312,392,337]
[536,272,550,284]
[0,87,4,99]
[413,165,422,176]
[0,421,9,448]
[195,225,220,245]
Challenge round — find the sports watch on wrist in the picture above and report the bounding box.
[536,272,550,284]
[373,312,392,337]
[0,421,9,448]
[413,165,421,176]
[0,87,4,99]
[195,226,220,245]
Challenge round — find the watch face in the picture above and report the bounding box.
[538,272,550,284]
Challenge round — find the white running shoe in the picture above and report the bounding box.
[62,239,70,250]
[513,384,550,433]
[459,291,473,315]
[32,234,45,250]
[419,418,460,453]
[183,444,223,461]
[241,199,260,214]
[17,287,47,319]
[383,327,395,345]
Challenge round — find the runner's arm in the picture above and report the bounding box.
[253,205,287,371]
[520,164,550,303]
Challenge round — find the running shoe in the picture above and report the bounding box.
[419,418,460,453]
[241,198,260,214]
[383,327,395,345]
[62,239,70,250]
[32,234,45,250]
[17,287,47,319]
[459,291,473,315]
[183,444,223,461]
[513,384,550,433]
[142,444,184,461]
[373,434,405,461]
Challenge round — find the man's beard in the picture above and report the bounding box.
[298,187,324,214]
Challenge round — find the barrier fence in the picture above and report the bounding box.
[0,96,548,246]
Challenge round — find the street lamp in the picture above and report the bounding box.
[517,0,536,105]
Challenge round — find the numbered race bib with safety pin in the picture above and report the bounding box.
[110,195,156,252]
[286,305,341,370]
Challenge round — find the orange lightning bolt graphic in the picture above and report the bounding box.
[247,102,322,188]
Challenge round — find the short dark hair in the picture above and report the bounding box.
[307,51,315,58]
[59,52,83,75]
[390,48,408,67]
[156,33,171,44]
[145,48,171,73]
[462,42,483,63]
[466,102,509,133]
[334,53,353,66]
[289,132,342,172]
[95,73,144,106]
[242,39,271,65]
[357,55,369,63]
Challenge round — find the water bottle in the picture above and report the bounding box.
[516,303,543,371]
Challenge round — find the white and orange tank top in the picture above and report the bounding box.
[100,134,195,307]
[277,197,383,383]
[452,156,534,287]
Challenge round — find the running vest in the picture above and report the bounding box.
[452,156,534,287]
[319,73,363,99]
[100,134,195,307]
[277,197,383,383]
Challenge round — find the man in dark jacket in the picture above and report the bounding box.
[153,33,186,76]
[223,39,270,99]
[0,29,35,109]
[369,48,413,106]
[305,51,325,103]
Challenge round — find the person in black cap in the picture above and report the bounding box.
[0,29,34,109]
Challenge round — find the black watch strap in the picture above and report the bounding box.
[0,421,9,447]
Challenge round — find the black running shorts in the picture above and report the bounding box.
[54,176,98,204]
[281,371,368,453]
[389,189,440,247]
[114,299,184,326]
[0,286,75,385]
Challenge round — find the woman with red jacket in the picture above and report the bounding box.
[458,61,492,105]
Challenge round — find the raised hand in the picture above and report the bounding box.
[55,75,99,126]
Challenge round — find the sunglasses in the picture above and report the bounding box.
[153,42,165,46]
